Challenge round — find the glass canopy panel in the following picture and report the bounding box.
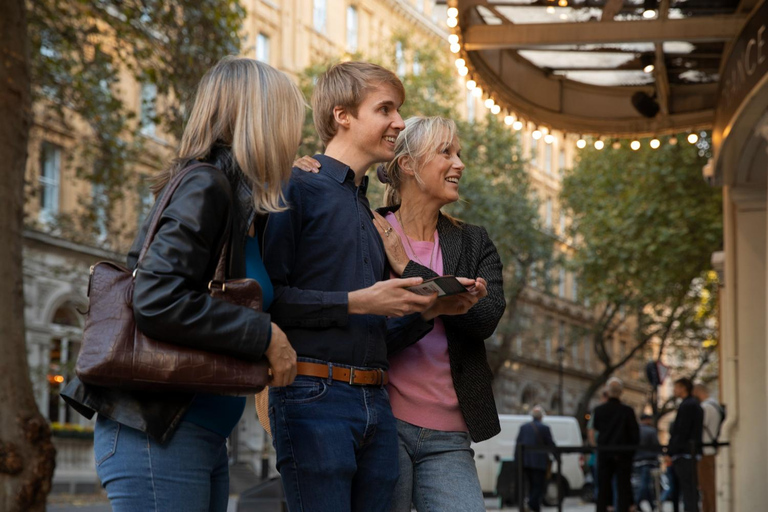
[552,70,654,86]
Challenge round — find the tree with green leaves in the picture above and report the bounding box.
[297,33,552,374]
[1,1,244,509]
[561,137,723,426]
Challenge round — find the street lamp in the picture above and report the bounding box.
[557,345,566,416]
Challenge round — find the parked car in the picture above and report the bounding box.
[473,414,585,506]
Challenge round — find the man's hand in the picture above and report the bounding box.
[265,323,297,387]
[293,156,321,173]
[348,278,437,317]
[421,278,479,320]
[371,211,409,275]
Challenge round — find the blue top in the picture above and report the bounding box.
[183,234,274,438]
[262,154,433,370]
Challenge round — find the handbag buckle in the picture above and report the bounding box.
[208,281,226,293]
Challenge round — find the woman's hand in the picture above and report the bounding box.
[265,323,297,387]
[421,277,480,320]
[293,156,321,173]
[371,211,410,275]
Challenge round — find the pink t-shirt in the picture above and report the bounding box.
[385,212,468,432]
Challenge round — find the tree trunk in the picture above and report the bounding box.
[0,1,57,510]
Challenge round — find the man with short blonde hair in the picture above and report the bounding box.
[264,61,438,512]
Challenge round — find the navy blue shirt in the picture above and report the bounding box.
[263,154,432,370]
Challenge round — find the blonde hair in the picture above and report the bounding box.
[380,116,458,207]
[153,56,306,214]
[312,61,405,146]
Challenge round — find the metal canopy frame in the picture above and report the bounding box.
[451,0,756,136]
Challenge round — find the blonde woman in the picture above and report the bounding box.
[62,57,303,512]
[295,116,506,512]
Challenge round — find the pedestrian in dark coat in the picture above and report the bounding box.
[666,377,704,512]
[515,406,556,512]
[592,377,640,512]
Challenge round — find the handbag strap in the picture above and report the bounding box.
[136,162,232,283]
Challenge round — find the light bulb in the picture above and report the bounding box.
[546,6,556,13]
[532,130,542,140]
[650,138,661,149]
[687,133,699,144]
[644,64,655,73]
[455,58,465,68]
[449,34,459,45]
[472,87,483,97]
[594,140,605,150]
[669,136,678,145]
[484,98,495,108]
[558,0,568,6]
[631,140,641,150]
[513,121,523,130]
[491,104,501,114]
[576,138,587,149]
[466,80,476,90]
[642,9,656,18]
[505,115,515,125]
[447,7,459,18]
[544,134,555,144]
[458,66,468,76]
[450,42,460,53]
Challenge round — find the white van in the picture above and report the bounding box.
[472,414,585,506]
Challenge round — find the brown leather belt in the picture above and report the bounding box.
[296,362,388,386]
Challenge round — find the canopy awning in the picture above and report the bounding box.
[449,0,760,137]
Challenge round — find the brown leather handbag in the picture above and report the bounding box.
[75,163,270,395]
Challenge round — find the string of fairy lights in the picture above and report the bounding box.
[444,6,707,151]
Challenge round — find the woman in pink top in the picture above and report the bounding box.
[371,117,506,512]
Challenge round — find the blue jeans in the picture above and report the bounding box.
[389,420,485,512]
[634,462,657,507]
[94,415,229,512]
[269,372,399,512]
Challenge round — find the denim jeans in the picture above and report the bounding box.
[94,415,229,512]
[634,462,657,507]
[269,372,399,512]
[389,419,485,512]
[673,457,700,512]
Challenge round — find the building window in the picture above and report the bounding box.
[572,276,579,302]
[346,6,358,52]
[559,267,566,298]
[516,334,523,354]
[559,147,566,175]
[466,90,476,123]
[92,183,108,243]
[313,0,328,33]
[584,334,592,369]
[544,317,553,361]
[139,82,157,137]
[137,177,154,229]
[530,135,538,166]
[39,142,62,222]
[413,55,421,76]
[47,304,83,425]
[545,198,553,230]
[395,41,406,77]
[560,210,567,235]
[256,33,270,63]
[544,143,553,174]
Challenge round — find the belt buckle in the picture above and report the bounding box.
[377,369,384,386]
[348,367,357,385]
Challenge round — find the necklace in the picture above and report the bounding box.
[397,210,438,271]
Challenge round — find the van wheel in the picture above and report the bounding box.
[542,476,568,506]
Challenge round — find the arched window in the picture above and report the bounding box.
[520,386,538,412]
[47,303,83,424]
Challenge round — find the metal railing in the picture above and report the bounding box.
[515,440,729,512]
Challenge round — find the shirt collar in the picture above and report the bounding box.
[314,154,368,191]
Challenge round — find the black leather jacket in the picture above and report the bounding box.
[62,147,272,443]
